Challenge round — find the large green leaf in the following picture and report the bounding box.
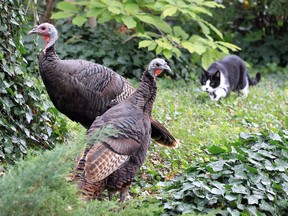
[208,145,226,155]
[56,1,78,12]
[162,6,178,18]
[138,40,152,48]
[122,16,137,29]
[72,16,87,26]
[173,26,189,40]
[51,12,74,19]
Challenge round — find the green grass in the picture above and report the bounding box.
[148,70,287,166]
[0,67,287,215]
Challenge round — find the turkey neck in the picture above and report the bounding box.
[41,45,59,62]
[39,44,61,86]
[134,70,157,115]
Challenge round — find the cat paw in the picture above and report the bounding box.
[211,97,221,101]
[209,92,220,101]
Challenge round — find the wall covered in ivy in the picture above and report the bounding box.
[0,0,68,165]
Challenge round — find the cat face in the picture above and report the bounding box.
[201,70,221,93]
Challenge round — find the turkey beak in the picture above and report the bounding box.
[162,64,171,73]
[28,26,39,35]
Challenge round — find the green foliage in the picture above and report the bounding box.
[133,65,288,205]
[0,130,84,215]
[208,0,288,67]
[0,127,162,216]
[45,20,195,81]
[0,0,68,166]
[51,0,240,68]
[159,130,288,215]
[0,64,287,215]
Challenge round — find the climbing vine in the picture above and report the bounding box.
[0,0,68,166]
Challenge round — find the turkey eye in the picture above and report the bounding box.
[155,63,160,67]
[41,26,46,30]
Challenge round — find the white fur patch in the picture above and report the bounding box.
[211,88,227,101]
[240,78,249,97]
[202,80,212,92]
[202,72,229,101]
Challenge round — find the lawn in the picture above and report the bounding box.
[0,66,287,215]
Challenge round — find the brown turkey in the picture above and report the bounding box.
[75,58,170,202]
[28,23,177,148]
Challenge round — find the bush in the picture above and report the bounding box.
[38,19,197,81]
[0,128,163,216]
[159,130,288,215]
[0,0,68,166]
[207,0,288,67]
[52,0,240,69]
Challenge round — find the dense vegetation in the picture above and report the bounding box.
[0,69,287,215]
[0,0,67,166]
[52,0,240,68]
[208,0,288,67]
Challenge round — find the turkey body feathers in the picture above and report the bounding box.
[29,23,177,148]
[39,46,132,128]
[77,61,161,201]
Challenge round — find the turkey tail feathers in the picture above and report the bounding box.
[248,72,261,86]
[151,117,178,148]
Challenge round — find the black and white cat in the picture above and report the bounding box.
[200,55,261,101]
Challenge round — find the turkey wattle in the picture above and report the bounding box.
[28,23,178,148]
[76,58,171,202]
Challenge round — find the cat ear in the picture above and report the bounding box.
[202,67,208,75]
[215,70,220,78]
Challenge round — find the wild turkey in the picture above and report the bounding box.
[28,23,177,148]
[76,58,171,202]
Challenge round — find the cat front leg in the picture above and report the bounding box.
[240,82,249,97]
[210,88,227,101]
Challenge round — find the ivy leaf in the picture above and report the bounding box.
[258,150,276,159]
[224,194,238,201]
[25,111,33,124]
[283,182,288,196]
[227,208,240,216]
[247,194,260,204]
[208,145,226,155]
[239,132,253,140]
[259,200,275,213]
[274,158,288,171]
[231,184,248,194]
[234,164,247,179]
[245,165,258,174]
[208,160,226,172]
[269,132,282,142]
